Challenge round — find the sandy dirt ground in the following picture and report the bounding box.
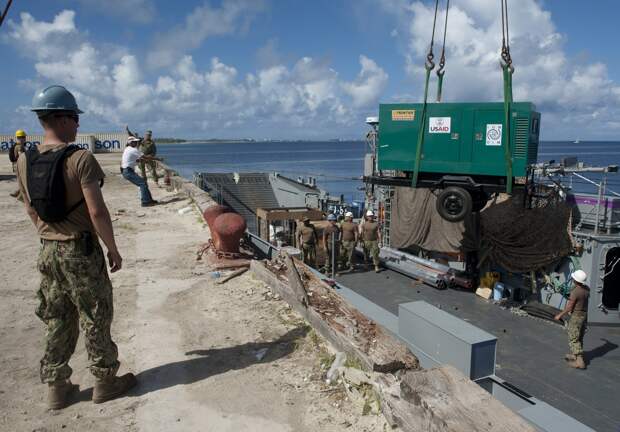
[0,154,388,432]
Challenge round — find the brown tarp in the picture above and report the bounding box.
[390,187,573,273]
[390,188,479,253]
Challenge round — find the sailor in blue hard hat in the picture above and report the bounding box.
[322,213,341,275]
[31,85,82,144]
[17,85,137,408]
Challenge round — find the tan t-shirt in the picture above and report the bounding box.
[569,284,590,312]
[362,221,379,241]
[297,224,316,244]
[341,221,358,241]
[323,224,340,245]
[17,143,105,241]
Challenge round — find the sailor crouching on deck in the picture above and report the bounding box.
[17,85,137,409]
[121,136,160,207]
[554,270,590,369]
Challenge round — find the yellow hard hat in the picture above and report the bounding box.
[15,129,26,138]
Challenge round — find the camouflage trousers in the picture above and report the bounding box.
[340,240,356,269]
[300,243,316,267]
[363,240,380,267]
[567,311,587,356]
[36,238,119,383]
[325,244,340,273]
[139,159,159,183]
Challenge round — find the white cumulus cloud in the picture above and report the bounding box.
[147,0,266,69]
[3,9,389,139]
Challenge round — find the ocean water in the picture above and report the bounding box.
[158,140,620,201]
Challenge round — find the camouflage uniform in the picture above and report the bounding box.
[139,138,159,183]
[361,221,380,267]
[567,311,587,356]
[297,224,317,266]
[37,238,119,383]
[324,224,340,273]
[339,221,358,269]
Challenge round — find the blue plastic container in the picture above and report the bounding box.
[493,282,505,301]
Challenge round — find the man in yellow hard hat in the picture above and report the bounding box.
[9,130,27,198]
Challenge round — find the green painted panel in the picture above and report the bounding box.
[377,102,540,180]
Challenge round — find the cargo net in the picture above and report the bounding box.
[480,189,573,273]
[391,187,573,273]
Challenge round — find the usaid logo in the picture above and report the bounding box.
[429,117,451,134]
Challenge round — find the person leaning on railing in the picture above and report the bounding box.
[120,136,161,207]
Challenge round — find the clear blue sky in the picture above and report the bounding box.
[1,0,620,140]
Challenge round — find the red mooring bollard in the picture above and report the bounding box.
[203,205,232,247]
[212,212,247,253]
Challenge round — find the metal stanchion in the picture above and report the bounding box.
[331,233,336,279]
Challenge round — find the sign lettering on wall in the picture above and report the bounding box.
[429,117,451,134]
[1,133,125,153]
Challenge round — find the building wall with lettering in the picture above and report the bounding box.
[0,132,127,153]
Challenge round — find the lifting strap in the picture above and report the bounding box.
[436,0,450,102]
[501,0,514,193]
[412,0,440,187]
[0,0,13,27]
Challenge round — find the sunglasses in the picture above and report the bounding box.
[54,113,80,123]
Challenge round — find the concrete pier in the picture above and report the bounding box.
[0,153,387,431]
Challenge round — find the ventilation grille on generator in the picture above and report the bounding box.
[514,118,529,159]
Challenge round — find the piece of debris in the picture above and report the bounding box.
[326,352,346,384]
[475,287,493,299]
[215,267,249,285]
[254,348,269,361]
[178,206,193,215]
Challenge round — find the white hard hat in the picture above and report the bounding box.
[127,136,141,144]
[571,270,587,284]
[345,211,353,218]
[366,210,374,217]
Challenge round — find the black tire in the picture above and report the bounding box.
[436,186,472,222]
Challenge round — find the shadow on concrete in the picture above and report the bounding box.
[129,325,310,397]
[585,338,618,364]
[0,174,16,181]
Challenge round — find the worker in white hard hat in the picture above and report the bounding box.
[554,269,590,369]
[361,210,381,272]
[339,211,358,271]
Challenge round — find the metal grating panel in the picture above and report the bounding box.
[514,118,529,159]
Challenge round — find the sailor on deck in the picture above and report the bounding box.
[555,270,590,369]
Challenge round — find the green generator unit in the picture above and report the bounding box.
[373,102,541,221]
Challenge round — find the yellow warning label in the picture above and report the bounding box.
[391,110,416,121]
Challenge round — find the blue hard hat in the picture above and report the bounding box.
[31,85,84,115]
[327,214,337,221]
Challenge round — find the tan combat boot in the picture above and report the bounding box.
[48,380,79,410]
[375,266,381,273]
[93,373,137,404]
[567,355,586,369]
[564,353,576,361]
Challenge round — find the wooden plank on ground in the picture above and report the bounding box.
[377,366,537,432]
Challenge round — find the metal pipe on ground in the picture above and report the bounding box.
[381,246,452,273]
